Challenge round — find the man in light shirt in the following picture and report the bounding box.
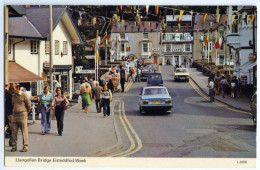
[207,78,215,102]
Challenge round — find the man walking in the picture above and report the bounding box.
[5,84,13,146]
[120,73,126,92]
[93,82,103,113]
[207,79,215,102]
[11,83,31,152]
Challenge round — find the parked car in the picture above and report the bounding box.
[251,92,257,126]
[147,73,163,86]
[174,68,190,82]
[139,86,172,114]
[143,59,153,65]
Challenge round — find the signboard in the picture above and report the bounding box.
[152,46,160,52]
[126,47,131,52]
[75,66,95,74]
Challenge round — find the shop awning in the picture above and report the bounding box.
[8,61,44,83]
[233,61,256,73]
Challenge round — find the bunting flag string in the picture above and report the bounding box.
[149,22,152,29]
[217,14,221,23]
[146,5,149,15]
[252,14,256,24]
[224,15,228,24]
[246,15,250,24]
[178,23,180,31]
[155,5,159,15]
[142,21,145,27]
[195,13,200,23]
[202,13,207,24]
[122,20,125,27]
[179,10,184,21]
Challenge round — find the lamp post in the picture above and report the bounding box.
[207,22,213,63]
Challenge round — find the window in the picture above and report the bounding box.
[30,40,38,54]
[220,42,224,51]
[166,44,171,52]
[143,43,148,53]
[121,43,125,52]
[232,15,238,33]
[63,41,68,55]
[45,41,50,54]
[209,42,212,52]
[8,39,11,54]
[219,55,225,65]
[143,33,148,40]
[185,43,191,51]
[55,40,59,55]
[120,33,125,39]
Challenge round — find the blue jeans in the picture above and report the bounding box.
[102,99,110,116]
[130,74,135,82]
[41,106,52,132]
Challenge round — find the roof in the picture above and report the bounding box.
[9,16,44,39]
[164,26,193,33]
[239,6,256,12]
[166,15,192,22]
[26,7,66,37]
[8,61,44,83]
[112,21,162,33]
[194,14,227,31]
[9,5,26,15]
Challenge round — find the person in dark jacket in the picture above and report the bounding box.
[108,79,114,94]
[5,84,13,146]
[120,73,126,92]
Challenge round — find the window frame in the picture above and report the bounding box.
[63,41,68,55]
[55,40,60,55]
[165,44,171,52]
[8,39,11,54]
[143,43,148,53]
[121,43,125,52]
[120,33,125,40]
[45,41,50,54]
[143,33,148,40]
[185,43,191,52]
[30,40,38,54]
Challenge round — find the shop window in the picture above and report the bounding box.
[121,43,125,52]
[45,41,50,54]
[31,40,38,54]
[63,41,68,55]
[55,40,59,55]
[185,43,191,51]
[165,44,171,52]
[31,82,37,96]
[219,55,225,65]
[143,43,148,53]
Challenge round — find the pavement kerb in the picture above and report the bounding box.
[189,76,251,113]
[85,100,124,157]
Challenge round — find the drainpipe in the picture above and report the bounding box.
[13,38,25,60]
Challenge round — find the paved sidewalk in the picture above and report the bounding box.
[5,99,121,157]
[188,68,251,112]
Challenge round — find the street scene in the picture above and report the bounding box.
[3,4,257,167]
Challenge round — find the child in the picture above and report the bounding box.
[230,80,236,98]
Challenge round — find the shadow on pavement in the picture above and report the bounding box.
[216,124,256,132]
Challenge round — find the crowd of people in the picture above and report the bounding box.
[207,72,242,102]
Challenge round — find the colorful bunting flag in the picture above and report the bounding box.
[217,14,221,23]
[196,13,200,23]
[146,5,149,15]
[96,49,99,62]
[202,13,207,24]
[142,21,145,27]
[247,15,250,24]
[149,22,152,29]
[214,39,220,49]
[122,20,125,27]
[120,5,122,10]
[252,14,255,24]
[231,15,236,25]
[190,10,193,15]
[178,23,180,31]
[118,23,121,29]
[179,10,184,21]
[224,15,228,24]
[155,5,159,15]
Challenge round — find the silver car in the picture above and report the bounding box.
[139,86,173,114]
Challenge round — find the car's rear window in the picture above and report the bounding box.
[144,88,167,95]
[150,74,162,79]
[176,69,188,73]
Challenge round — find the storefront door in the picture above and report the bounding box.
[61,75,68,93]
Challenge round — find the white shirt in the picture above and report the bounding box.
[231,82,236,87]
[209,81,214,89]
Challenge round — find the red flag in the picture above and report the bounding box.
[114,41,117,47]
[142,22,145,27]
[214,39,220,49]
[155,6,159,15]
[204,36,208,45]
[186,23,189,30]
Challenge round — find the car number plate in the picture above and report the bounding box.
[152,101,162,104]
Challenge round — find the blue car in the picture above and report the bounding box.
[147,73,163,86]
[139,86,173,114]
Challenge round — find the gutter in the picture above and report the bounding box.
[13,38,25,60]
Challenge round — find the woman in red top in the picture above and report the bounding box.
[51,87,69,136]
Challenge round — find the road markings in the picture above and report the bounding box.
[112,101,142,157]
[189,79,252,116]
[125,81,133,92]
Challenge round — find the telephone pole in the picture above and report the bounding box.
[50,5,54,93]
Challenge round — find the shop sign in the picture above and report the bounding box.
[43,62,50,68]
[75,66,95,74]
[172,48,182,52]
[126,47,131,52]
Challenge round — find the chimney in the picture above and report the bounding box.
[216,6,219,23]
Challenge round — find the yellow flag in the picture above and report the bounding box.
[179,10,184,21]
[247,15,249,24]
[217,14,221,23]
[122,20,125,27]
[231,15,235,25]
[178,23,180,31]
[96,50,99,62]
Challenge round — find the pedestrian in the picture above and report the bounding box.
[214,72,221,95]
[93,82,103,113]
[100,84,113,118]
[81,84,92,114]
[230,80,236,98]
[39,86,53,135]
[5,84,13,146]
[108,79,114,93]
[233,76,238,98]
[11,83,31,152]
[120,73,126,92]
[220,77,230,98]
[130,67,135,83]
[136,68,141,82]
[207,78,215,102]
[184,58,187,68]
[51,87,69,136]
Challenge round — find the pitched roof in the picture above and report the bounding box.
[25,7,66,37]
[9,16,44,39]
[194,14,227,31]
[9,5,26,15]
[112,21,162,33]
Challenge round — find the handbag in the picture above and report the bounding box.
[61,96,68,110]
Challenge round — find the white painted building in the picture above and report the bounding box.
[8,6,83,98]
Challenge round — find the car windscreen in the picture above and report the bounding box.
[144,88,167,95]
[176,69,188,73]
[150,74,162,79]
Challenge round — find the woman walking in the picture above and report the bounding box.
[220,77,230,98]
[82,84,92,114]
[39,86,53,135]
[51,87,69,136]
[101,84,113,118]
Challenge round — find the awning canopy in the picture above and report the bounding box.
[8,61,44,83]
[233,61,256,73]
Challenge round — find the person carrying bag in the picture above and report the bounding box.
[100,84,112,118]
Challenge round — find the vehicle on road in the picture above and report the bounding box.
[147,73,163,86]
[139,86,172,114]
[251,92,257,126]
[140,66,155,81]
[174,68,190,82]
[143,59,153,65]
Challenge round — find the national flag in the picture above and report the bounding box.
[114,41,117,47]
[214,39,220,49]
[155,5,159,15]
[252,14,255,24]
